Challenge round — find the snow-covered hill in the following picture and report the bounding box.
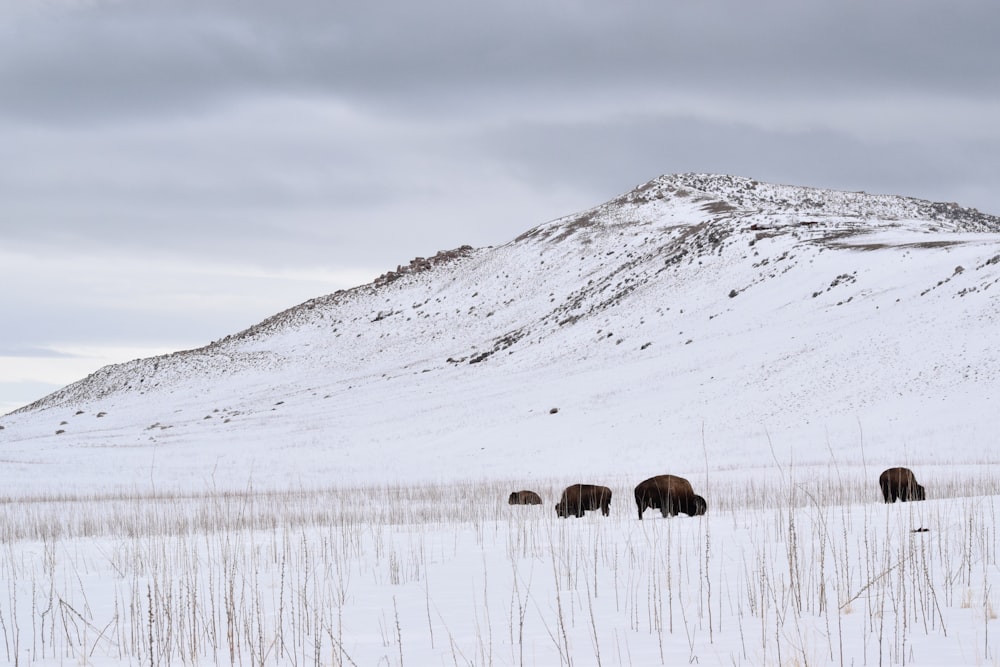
[3,173,1000,495]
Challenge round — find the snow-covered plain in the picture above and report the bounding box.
[3,173,1000,664]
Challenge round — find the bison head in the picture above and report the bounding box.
[692,494,708,516]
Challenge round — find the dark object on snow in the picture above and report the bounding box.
[634,474,707,519]
[879,467,926,503]
[508,490,543,505]
[555,484,612,518]
[912,527,930,533]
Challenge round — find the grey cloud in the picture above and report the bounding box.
[0,300,221,351]
[0,87,582,271]
[0,107,427,265]
[477,114,1000,216]
[0,346,81,359]
[1,1,997,126]
[0,381,61,413]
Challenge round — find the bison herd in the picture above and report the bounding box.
[509,467,926,519]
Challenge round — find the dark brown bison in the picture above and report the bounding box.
[508,490,543,505]
[879,467,926,503]
[555,484,612,518]
[634,475,707,519]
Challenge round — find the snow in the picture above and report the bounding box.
[2,173,1000,664]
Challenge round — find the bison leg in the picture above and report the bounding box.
[637,495,653,520]
[880,481,893,503]
[667,497,680,516]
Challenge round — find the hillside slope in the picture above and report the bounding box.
[3,174,1000,494]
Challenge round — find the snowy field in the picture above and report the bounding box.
[3,465,1000,666]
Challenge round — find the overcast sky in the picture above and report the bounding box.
[2,0,999,413]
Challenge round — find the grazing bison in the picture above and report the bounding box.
[555,484,612,518]
[634,475,707,519]
[508,490,543,505]
[879,467,926,503]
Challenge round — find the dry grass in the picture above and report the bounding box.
[2,470,999,665]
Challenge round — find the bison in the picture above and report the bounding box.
[879,467,926,503]
[508,490,543,505]
[555,484,612,518]
[634,474,707,519]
